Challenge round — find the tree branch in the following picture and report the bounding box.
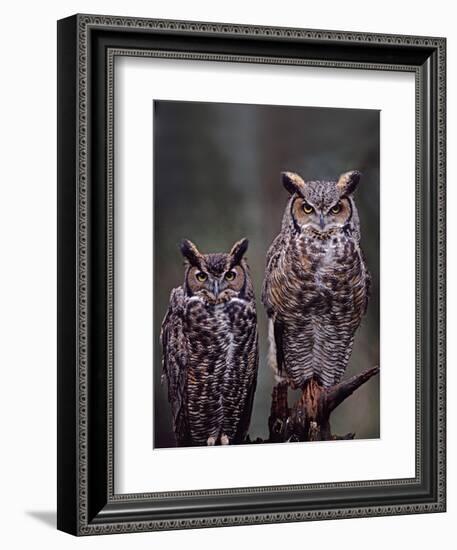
[326,366,380,413]
[263,366,380,443]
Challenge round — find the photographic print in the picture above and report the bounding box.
[154,100,380,449]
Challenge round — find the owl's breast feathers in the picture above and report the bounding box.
[262,231,370,388]
[161,287,258,445]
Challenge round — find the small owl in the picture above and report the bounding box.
[262,170,370,390]
[161,238,258,446]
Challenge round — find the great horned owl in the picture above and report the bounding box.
[262,170,370,390]
[161,238,258,446]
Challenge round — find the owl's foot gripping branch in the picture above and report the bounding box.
[265,366,380,443]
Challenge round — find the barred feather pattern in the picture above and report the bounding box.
[160,287,190,444]
[161,282,258,446]
[262,185,370,390]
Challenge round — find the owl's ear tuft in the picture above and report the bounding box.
[180,239,202,267]
[281,171,306,196]
[336,170,361,196]
[229,238,249,267]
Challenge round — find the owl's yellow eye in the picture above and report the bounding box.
[331,203,341,214]
[225,270,236,281]
[303,202,314,214]
[196,272,207,282]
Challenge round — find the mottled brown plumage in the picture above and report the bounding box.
[161,239,258,446]
[262,171,370,390]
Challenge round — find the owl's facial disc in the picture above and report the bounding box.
[292,198,320,230]
[209,266,246,303]
[325,198,352,228]
[220,265,245,294]
[186,264,245,303]
[292,197,351,233]
[187,267,212,296]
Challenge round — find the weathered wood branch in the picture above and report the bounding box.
[264,366,379,443]
[326,365,380,413]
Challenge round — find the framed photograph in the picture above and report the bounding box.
[57,14,446,535]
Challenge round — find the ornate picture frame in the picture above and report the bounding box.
[57,14,446,535]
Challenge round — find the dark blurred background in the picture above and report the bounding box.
[153,100,380,448]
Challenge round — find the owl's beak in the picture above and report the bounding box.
[319,213,325,230]
[211,280,220,297]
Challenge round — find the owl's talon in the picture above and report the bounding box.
[220,434,230,445]
[207,436,216,446]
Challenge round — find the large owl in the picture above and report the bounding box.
[262,170,370,390]
[161,238,258,446]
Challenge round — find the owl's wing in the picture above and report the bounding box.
[261,233,284,314]
[234,322,259,444]
[265,233,283,273]
[160,287,190,446]
[262,235,287,378]
[364,265,371,315]
[359,247,372,315]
